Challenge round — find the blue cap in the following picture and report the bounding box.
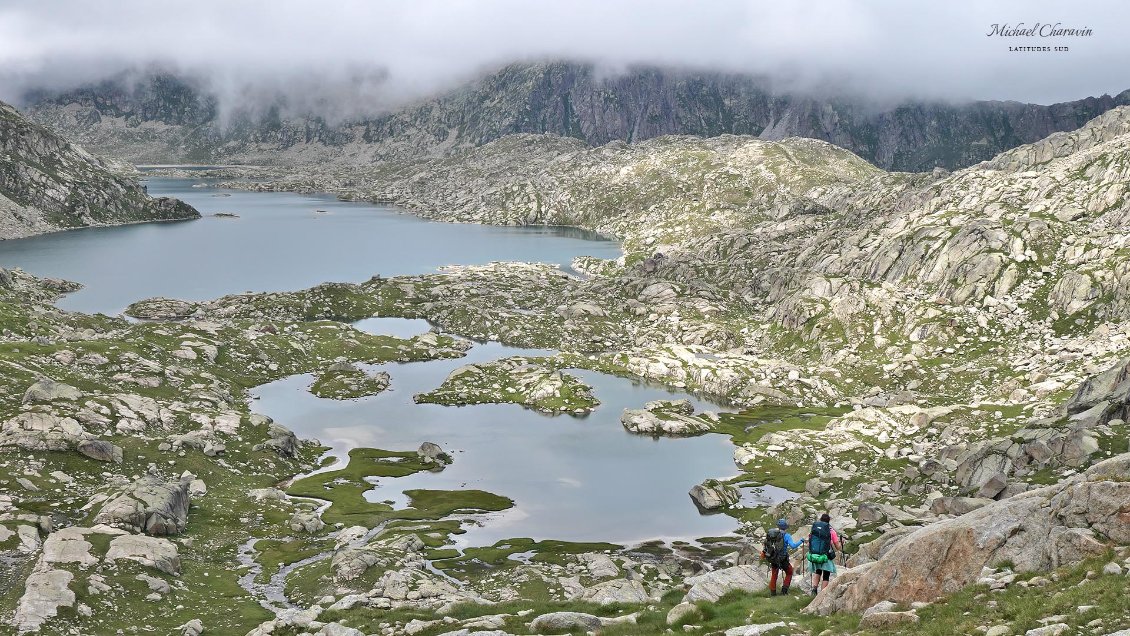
[777,519,788,530]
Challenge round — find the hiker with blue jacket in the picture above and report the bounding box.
[762,519,804,596]
[806,513,842,595]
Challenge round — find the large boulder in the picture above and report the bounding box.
[846,526,917,567]
[331,547,385,582]
[929,496,992,517]
[105,533,181,574]
[806,453,1130,615]
[0,411,123,463]
[0,412,88,451]
[621,408,711,436]
[253,420,299,458]
[417,441,451,468]
[94,476,191,535]
[22,379,82,404]
[683,565,768,602]
[1063,357,1129,423]
[578,578,649,605]
[529,611,602,633]
[955,446,1013,489]
[689,480,741,511]
[576,552,620,579]
[77,439,123,463]
[289,511,326,534]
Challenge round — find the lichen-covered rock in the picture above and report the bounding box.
[417,441,452,467]
[105,533,181,574]
[252,420,299,457]
[578,578,649,605]
[22,379,82,403]
[929,496,993,517]
[1063,357,1130,425]
[14,568,75,633]
[0,411,89,452]
[683,565,769,603]
[76,439,123,463]
[621,406,712,436]
[806,453,1130,615]
[94,475,191,535]
[125,297,200,320]
[689,480,741,511]
[289,511,326,533]
[529,611,603,633]
[576,552,619,579]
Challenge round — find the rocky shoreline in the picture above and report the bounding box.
[0,101,199,240]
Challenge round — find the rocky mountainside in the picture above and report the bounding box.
[23,62,1130,171]
[218,105,1130,349]
[4,97,1130,633]
[0,100,198,240]
[201,105,1130,521]
[209,104,1130,634]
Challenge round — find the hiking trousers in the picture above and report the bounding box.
[770,562,793,592]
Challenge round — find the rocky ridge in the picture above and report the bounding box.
[0,99,199,239]
[23,63,1130,172]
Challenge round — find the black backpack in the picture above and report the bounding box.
[763,528,788,568]
[809,521,835,560]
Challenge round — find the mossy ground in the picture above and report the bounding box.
[0,275,482,634]
[287,448,513,528]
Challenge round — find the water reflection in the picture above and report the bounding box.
[253,342,743,545]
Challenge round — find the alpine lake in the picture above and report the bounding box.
[0,175,795,550]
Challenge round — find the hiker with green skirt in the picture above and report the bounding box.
[806,513,842,596]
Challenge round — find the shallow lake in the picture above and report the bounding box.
[0,178,764,546]
[254,336,745,546]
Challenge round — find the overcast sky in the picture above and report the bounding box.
[1,0,1127,112]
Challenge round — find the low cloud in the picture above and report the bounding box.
[1,0,1127,116]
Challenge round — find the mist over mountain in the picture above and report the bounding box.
[3,0,1130,108]
[7,1,1130,172]
[22,62,1130,172]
